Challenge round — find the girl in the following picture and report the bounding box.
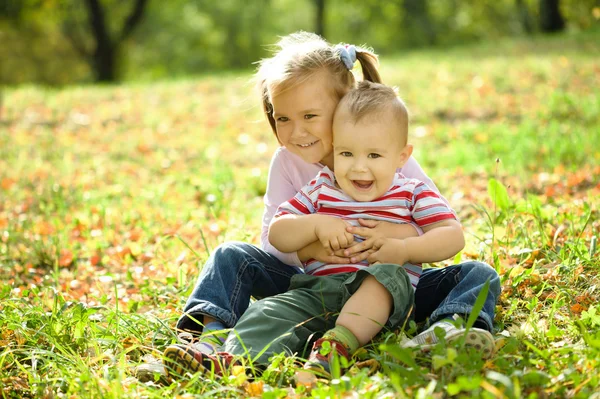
[170,32,500,368]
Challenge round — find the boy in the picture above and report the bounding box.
[165,81,465,377]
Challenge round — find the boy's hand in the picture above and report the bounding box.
[367,238,409,266]
[343,219,418,263]
[314,218,355,254]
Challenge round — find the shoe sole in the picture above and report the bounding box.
[412,329,496,359]
[134,363,170,385]
[163,345,207,377]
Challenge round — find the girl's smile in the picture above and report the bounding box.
[297,140,319,148]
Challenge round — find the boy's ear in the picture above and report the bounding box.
[397,144,414,167]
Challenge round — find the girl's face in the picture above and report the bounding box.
[271,72,339,169]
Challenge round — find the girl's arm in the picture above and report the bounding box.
[261,148,323,266]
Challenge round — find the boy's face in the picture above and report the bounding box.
[271,71,338,169]
[333,108,412,202]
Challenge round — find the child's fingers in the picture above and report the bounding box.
[350,249,375,264]
[330,237,341,251]
[331,248,349,257]
[343,232,355,247]
[357,218,380,228]
[319,238,333,254]
[343,237,374,256]
[367,250,379,264]
[337,234,349,249]
[346,225,374,238]
[325,254,351,264]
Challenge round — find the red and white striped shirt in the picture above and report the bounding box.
[273,167,458,289]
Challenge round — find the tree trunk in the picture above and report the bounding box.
[315,0,325,38]
[540,0,565,32]
[403,0,436,46]
[516,0,534,34]
[84,0,115,82]
[83,0,148,82]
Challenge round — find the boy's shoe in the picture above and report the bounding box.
[163,344,237,378]
[402,317,495,358]
[303,338,351,378]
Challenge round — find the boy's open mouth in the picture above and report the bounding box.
[352,180,373,190]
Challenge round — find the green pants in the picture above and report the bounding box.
[222,263,415,364]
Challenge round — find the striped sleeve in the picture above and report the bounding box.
[274,169,333,218]
[411,181,458,227]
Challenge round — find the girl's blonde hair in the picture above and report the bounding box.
[255,31,382,138]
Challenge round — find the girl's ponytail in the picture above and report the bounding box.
[355,50,382,84]
[335,43,382,84]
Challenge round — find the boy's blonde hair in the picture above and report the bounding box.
[337,81,409,145]
[256,31,382,139]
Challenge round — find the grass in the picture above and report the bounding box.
[1,30,599,398]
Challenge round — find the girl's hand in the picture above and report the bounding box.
[298,241,350,264]
[315,218,355,254]
[367,238,409,266]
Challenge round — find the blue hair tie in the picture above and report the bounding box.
[335,44,357,70]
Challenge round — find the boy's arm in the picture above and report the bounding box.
[268,214,323,253]
[403,219,464,263]
[269,214,353,253]
[400,179,463,263]
[367,219,464,265]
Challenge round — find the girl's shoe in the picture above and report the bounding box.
[402,317,495,358]
[163,344,236,378]
[177,331,226,355]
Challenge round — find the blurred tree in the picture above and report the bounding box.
[74,0,149,81]
[0,0,148,83]
[516,0,534,33]
[2,0,597,85]
[315,0,326,37]
[402,0,436,46]
[540,0,565,32]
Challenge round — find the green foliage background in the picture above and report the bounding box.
[1,0,599,85]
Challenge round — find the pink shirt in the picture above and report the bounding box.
[261,147,446,267]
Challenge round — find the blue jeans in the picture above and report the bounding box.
[176,241,501,334]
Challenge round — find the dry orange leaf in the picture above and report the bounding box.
[90,254,101,266]
[59,249,74,267]
[1,178,16,190]
[570,303,586,314]
[244,381,264,397]
[34,221,54,236]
